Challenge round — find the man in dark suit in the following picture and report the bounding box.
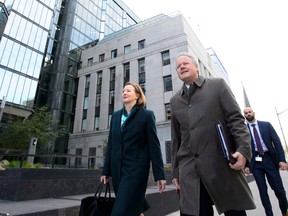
[244,107,288,216]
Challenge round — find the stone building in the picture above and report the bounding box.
[68,13,229,168]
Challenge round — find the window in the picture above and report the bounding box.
[110,67,115,91]
[96,93,101,107]
[140,83,146,94]
[162,50,170,66]
[88,147,96,168]
[138,39,145,50]
[165,103,171,120]
[109,91,115,105]
[81,119,87,132]
[163,75,172,92]
[82,108,87,119]
[94,116,99,130]
[138,58,145,84]
[123,63,130,85]
[138,58,145,73]
[97,71,102,86]
[75,148,82,166]
[99,53,105,62]
[124,44,131,54]
[83,97,88,109]
[110,67,115,81]
[111,49,117,59]
[89,147,96,156]
[87,57,93,66]
[108,114,112,128]
[85,75,90,88]
[165,141,172,164]
[68,65,73,74]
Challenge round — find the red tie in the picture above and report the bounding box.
[252,124,264,155]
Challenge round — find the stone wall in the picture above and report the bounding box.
[0,168,102,201]
[0,168,173,201]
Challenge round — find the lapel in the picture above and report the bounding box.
[257,121,264,138]
[121,106,139,131]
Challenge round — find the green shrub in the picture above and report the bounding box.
[34,163,43,168]
[22,162,33,168]
[5,160,43,168]
[6,160,20,168]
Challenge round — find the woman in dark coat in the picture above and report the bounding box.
[101,82,166,216]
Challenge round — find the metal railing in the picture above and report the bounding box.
[0,151,104,169]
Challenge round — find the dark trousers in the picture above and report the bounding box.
[180,180,246,216]
[253,153,288,216]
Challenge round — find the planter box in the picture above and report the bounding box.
[0,168,102,201]
[0,168,173,202]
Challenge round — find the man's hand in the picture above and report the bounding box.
[279,162,288,170]
[172,177,180,194]
[229,152,247,170]
[244,167,251,175]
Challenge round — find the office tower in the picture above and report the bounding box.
[0,0,13,41]
[0,0,140,153]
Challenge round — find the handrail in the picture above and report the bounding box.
[0,152,103,169]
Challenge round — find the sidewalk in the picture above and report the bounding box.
[167,170,288,216]
[0,171,287,215]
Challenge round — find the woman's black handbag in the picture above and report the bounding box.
[79,182,115,216]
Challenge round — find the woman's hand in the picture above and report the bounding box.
[100,176,109,184]
[157,180,167,193]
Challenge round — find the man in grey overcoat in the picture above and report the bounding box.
[170,52,256,216]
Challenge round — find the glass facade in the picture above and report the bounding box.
[0,0,55,107]
[0,0,140,153]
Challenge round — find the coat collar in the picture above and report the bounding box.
[179,75,205,95]
[121,105,140,128]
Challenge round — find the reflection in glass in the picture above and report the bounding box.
[33,53,43,79]
[0,37,7,60]
[8,73,18,102]
[15,17,26,41]
[0,72,10,98]
[14,75,25,104]
[14,46,26,71]
[22,49,32,75]
[8,42,19,69]
[21,78,30,105]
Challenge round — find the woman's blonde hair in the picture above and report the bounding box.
[124,82,146,108]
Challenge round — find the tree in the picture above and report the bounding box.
[0,105,67,151]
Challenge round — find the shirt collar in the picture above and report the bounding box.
[180,75,205,95]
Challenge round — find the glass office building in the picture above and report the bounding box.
[0,0,13,41]
[0,0,140,153]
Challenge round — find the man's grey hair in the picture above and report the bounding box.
[176,52,198,65]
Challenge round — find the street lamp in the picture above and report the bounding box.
[275,106,288,152]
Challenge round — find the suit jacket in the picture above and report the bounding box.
[170,76,255,215]
[247,120,287,171]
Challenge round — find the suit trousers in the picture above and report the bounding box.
[180,180,247,216]
[253,153,288,216]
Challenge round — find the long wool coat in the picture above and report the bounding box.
[170,76,256,215]
[102,106,165,216]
